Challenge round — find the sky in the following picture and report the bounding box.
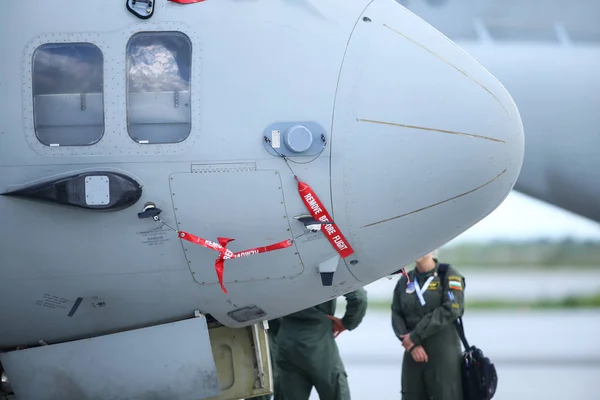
[449,191,600,243]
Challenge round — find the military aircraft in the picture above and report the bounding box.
[401,0,600,223]
[0,0,523,399]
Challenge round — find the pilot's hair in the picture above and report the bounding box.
[390,248,441,275]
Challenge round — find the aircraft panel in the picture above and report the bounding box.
[19,22,204,158]
[348,25,514,143]
[330,0,524,282]
[0,315,220,400]
[457,44,600,223]
[170,169,302,286]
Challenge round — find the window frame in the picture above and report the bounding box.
[31,41,105,147]
[125,30,193,145]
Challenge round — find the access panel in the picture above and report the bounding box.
[170,168,302,290]
[0,316,220,400]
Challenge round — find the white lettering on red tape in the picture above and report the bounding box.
[297,179,354,258]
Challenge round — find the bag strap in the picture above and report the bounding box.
[453,316,470,350]
[438,263,470,350]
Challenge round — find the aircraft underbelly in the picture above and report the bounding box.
[170,169,302,287]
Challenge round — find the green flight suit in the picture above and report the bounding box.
[391,261,465,400]
[276,288,368,400]
[248,318,282,400]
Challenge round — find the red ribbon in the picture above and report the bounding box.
[178,231,293,294]
[399,267,410,284]
[297,179,354,258]
[168,0,205,3]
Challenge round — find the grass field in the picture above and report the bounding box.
[364,291,600,311]
[440,240,600,268]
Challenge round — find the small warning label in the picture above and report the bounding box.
[272,130,281,148]
[35,293,69,310]
[137,225,172,247]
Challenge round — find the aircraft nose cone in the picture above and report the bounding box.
[330,0,524,283]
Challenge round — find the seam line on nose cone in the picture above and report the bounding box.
[361,169,507,228]
[356,118,506,144]
[382,23,510,119]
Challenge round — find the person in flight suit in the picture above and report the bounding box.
[391,250,466,400]
[247,318,282,400]
[275,288,368,400]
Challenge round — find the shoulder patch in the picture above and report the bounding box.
[448,275,461,282]
[449,280,462,291]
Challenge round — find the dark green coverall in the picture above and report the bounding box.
[391,261,465,400]
[248,318,282,400]
[275,288,368,400]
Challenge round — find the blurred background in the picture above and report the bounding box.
[321,192,600,399]
[313,0,600,398]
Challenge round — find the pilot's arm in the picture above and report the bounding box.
[391,279,409,341]
[341,287,368,331]
[409,270,465,346]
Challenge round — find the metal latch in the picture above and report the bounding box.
[126,0,155,19]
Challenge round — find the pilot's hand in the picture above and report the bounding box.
[411,346,428,363]
[327,315,346,338]
[400,334,415,351]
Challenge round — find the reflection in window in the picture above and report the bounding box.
[126,32,192,144]
[32,43,104,146]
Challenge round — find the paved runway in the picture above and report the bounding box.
[307,309,600,399]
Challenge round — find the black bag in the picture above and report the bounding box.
[438,263,498,400]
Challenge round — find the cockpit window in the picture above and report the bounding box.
[126,31,192,144]
[32,43,105,146]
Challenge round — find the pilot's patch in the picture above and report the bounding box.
[428,282,440,290]
[452,303,460,309]
[449,280,462,291]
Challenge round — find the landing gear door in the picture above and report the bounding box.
[207,322,275,400]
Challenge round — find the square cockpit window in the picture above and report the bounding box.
[126,31,192,144]
[32,43,105,146]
